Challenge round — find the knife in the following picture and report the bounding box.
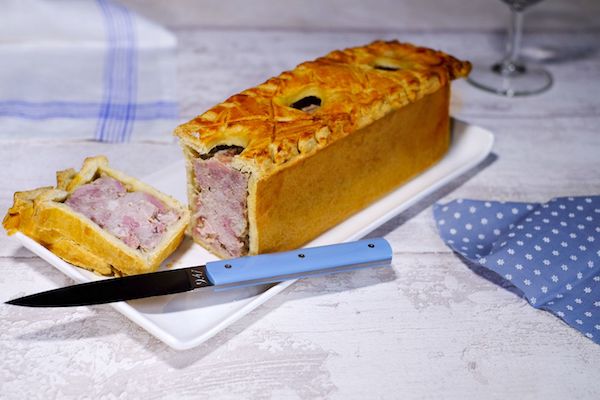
[6,238,392,307]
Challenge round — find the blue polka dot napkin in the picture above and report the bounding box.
[433,196,600,344]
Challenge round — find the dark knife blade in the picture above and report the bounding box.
[5,266,211,307]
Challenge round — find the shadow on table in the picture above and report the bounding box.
[15,313,115,341]
[361,151,524,300]
[456,253,525,300]
[362,150,525,303]
[364,152,498,239]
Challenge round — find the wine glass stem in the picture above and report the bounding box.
[507,9,523,64]
[496,8,525,75]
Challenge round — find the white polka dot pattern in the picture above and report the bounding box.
[433,196,600,345]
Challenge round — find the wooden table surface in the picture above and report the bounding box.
[1,1,599,398]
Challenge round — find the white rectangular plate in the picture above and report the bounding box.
[15,119,493,350]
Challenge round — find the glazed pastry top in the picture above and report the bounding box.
[174,40,471,173]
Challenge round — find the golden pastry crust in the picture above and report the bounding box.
[174,40,470,173]
[175,40,470,257]
[3,156,190,276]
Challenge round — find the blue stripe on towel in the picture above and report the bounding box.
[0,101,177,120]
[96,0,137,142]
[123,4,137,142]
[96,0,115,141]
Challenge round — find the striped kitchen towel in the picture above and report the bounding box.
[0,0,178,142]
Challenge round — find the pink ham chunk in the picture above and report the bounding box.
[65,177,180,251]
[193,148,249,257]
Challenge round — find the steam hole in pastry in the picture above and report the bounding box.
[374,64,400,71]
[201,145,244,160]
[290,96,322,113]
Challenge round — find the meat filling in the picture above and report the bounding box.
[65,177,180,251]
[193,148,249,257]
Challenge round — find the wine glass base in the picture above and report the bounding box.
[467,63,553,97]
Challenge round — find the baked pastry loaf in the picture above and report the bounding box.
[175,40,471,258]
[3,156,190,276]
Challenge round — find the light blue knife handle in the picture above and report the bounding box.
[205,238,392,290]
